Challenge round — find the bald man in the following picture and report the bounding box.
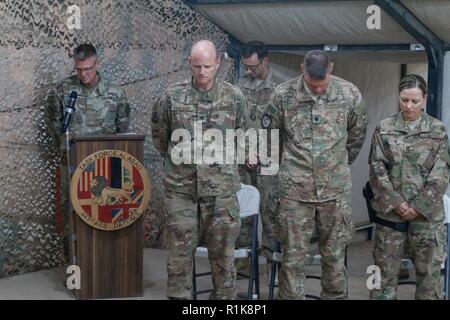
[152,40,248,299]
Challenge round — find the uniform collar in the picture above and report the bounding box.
[96,73,106,95]
[241,67,274,91]
[394,111,430,133]
[190,77,221,102]
[77,72,105,96]
[296,74,338,103]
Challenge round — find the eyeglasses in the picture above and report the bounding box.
[242,59,263,71]
[74,59,98,73]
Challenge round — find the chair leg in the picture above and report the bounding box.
[367,225,374,241]
[268,260,278,300]
[269,240,281,300]
[247,215,259,299]
[248,255,254,299]
[192,258,197,300]
[255,249,260,299]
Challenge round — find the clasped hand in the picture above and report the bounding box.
[395,202,420,221]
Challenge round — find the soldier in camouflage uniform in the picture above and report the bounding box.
[369,74,449,300]
[236,41,280,275]
[152,40,247,300]
[265,51,368,299]
[45,44,131,260]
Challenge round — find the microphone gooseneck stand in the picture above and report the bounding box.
[64,115,77,267]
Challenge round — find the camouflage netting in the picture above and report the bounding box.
[0,0,236,278]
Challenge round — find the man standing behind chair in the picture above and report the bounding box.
[265,50,368,299]
[236,41,280,275]
[45,43,131,260]
[152,40,247,299]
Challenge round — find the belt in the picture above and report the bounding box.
[374,215,409,232]
[363,182,408,232]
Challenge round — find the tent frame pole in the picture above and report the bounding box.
[375,0,445,119]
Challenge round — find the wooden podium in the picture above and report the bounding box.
[68,134,148,300]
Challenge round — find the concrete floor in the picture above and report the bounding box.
[0,239,416,300]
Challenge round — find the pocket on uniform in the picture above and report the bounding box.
[383,135,404,165]
[325,102,348,109]
[222,194,240,223]
[418,147,438,172]
[285,105,310,145]
[286,118,304,145]
[434,226,448,264]
[267,193,280,222]
[267,191,281,239]
[338,200,355,243]
[172,104,197,132]
[274,198,292,241]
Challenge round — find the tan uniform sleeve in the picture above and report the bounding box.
[369,126,405,215]
[264,92,283,130]
[44,83,64,146]
[115,88,131,133]
[235,93,247,130]
[347,91,368,165]
[151,93,171,157]
[410,134,450,221]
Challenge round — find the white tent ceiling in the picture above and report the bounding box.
[405,0,450,43]
[188,0,450,62]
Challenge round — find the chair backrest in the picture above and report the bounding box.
[236,184,260,218]
[444,194,450,224]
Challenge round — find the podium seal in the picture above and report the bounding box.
[70,150,150,231]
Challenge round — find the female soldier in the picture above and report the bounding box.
[369,74,449,300]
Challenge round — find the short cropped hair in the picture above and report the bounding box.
[73,44,97,61]
[303,50,332,80]
[241,41,268,60]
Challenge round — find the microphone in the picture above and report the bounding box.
[61,91,78,133]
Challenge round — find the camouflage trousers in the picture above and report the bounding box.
[236,171,279,272]
[165,190,241,300]
[370,222,447,300]
[277,194,354,300]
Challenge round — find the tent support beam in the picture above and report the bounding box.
[267,44,419,52]
[401,64,407,79]
[375,0,445,119]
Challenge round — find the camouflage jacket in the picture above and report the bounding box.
[265,75,368,201]
[369,112,450,223]
[45,73,131,149]
[238,69,280,179]
[152,78,247,197]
